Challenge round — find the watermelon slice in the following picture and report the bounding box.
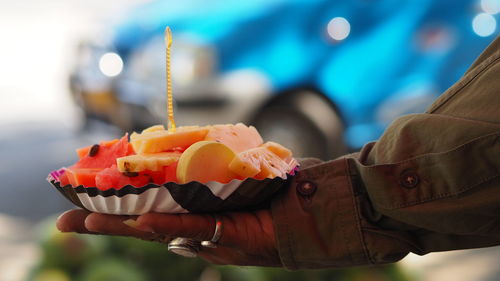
[95,166,147,190]
[74,135,133,169]
[64,168,104,187]
[163,161,178,183]
[95,163,177,191]
[59,171,70,186]
[76,139,120,159]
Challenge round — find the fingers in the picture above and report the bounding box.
[84,213,138,236]
[84,213,171,242]
[58,209,274,252]
[57,211,229,245]
[56,210,280,266]
[135,213,216,242]
[56,209,92,233]
[56,209,169,242]
[132,212,270,249]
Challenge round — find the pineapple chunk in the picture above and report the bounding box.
[117,152,181,172]
[229,147,289,179]
[131,126,210,153]
[130,132,143,153]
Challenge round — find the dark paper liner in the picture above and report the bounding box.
[47,167,296,215]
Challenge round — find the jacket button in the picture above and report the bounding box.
[297,181,317,197]
[399,170,419,189]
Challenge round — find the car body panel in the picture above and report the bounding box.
[72,0,499,148]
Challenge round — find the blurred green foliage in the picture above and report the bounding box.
[28,217,414,281]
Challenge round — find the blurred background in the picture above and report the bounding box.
[0,0,499,280]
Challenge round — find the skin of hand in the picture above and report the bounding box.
[56,209,282,267]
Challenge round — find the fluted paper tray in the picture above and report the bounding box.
[47,166,297,215]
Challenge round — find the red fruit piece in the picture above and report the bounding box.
[74,135,133,169]
[65,168,104,187]
[76,139,120,159]
[59,171,70,186]
[163,161,178,183]
[95,165,169,191]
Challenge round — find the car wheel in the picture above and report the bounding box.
[251,90,347,160]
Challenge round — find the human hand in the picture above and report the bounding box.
[56,209,281,267]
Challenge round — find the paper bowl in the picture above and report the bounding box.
[47,166,297,215]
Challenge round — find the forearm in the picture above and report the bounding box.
[271,36,500,270]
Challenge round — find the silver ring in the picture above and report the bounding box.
[168,215,224,256]
[201,214,223,248]
[168,237,200,258]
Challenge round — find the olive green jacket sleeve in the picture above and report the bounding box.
[271,36,500,270]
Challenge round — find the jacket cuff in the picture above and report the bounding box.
[271,158,370,270]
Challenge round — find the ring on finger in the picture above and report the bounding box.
[168,237,201,258]
[201,214,223,248]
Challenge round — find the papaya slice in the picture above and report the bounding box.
[204,123,263,153]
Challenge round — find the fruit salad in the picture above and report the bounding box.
[59,123,296,190]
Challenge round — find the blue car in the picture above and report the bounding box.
[70,0,499,159]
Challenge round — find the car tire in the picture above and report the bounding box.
[251,89,347,160]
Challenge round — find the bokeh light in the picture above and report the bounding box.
[327,17,351,41]
[481,0,500,14]
[99,52,124,77]
[472,13,497,36]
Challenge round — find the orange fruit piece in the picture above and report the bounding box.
[176,141,237,184]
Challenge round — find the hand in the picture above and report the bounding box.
[56,209,281,267]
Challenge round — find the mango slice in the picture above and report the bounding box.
[176,141,237,184]
[229,147,290,179]
[204,123,263,153]
[117,152,181,172]
[131,126,209,153]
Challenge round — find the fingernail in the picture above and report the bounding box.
[123,219,154,232]
[56,210,71,222]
